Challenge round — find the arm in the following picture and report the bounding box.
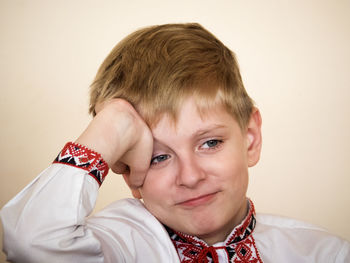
[1,99,153,262]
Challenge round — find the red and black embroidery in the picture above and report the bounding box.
[54,142,109,186]
[166,200,263,263]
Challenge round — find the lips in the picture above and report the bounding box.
[176,192,218,208]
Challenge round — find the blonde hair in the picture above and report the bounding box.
[90,23,254,129]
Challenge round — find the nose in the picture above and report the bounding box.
[176,156,206,188]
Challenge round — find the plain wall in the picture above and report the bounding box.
[1,0,349,262]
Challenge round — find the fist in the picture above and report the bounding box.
[76,99,153,189]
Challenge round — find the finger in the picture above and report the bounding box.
[121,174,142,199]
[126,149,152,188]
[128,170,148,188]
[121,172,143,189]
[111,162,129,175]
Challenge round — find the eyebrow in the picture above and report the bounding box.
[152,124,228,146]
[192,124,228,138]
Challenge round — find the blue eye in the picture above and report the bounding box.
[151,154,170,165]
[202,139,222,149]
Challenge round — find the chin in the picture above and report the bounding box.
[182,215,224,236]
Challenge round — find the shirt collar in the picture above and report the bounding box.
[165,199,262,263]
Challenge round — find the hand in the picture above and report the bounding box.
[76,99,153,188]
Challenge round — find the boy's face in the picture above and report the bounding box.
[139,98,261,245]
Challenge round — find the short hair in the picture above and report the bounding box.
[89,23,254,129]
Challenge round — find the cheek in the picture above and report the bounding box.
[140,170,173,203]
[211,147,249,191]
[212,146,248,175]
[139,171,176,224]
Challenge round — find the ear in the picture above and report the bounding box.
[122,174,142,199]
[245,108,262,167]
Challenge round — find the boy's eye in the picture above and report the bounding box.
[151,154,170,165]
[201,139,222,149]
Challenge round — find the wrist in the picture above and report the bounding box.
[54,142,109,186]
[76,106,139,167]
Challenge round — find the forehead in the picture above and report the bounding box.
[142,87,230,128]
[151,98,240,140]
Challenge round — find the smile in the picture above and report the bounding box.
[177,192,219,208]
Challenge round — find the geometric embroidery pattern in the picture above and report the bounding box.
[166,199,263,263]
[53,142,109,186]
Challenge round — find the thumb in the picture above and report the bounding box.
[128,168,148,188]
[122,174,142,199]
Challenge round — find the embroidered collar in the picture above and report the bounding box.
[166,199,263,263]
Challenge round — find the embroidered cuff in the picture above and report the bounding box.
[53,142,109,186]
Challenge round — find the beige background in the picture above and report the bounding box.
[1,0,349,261]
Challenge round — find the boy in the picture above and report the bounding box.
[1,23,349,262]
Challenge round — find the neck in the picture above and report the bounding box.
[197,199,249,245]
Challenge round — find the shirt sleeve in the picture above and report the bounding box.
[0,142,109,263]
[336,239,350,263]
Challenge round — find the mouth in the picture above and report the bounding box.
[176,192,219,208]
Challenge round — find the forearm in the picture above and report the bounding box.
[1,143,108,263]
